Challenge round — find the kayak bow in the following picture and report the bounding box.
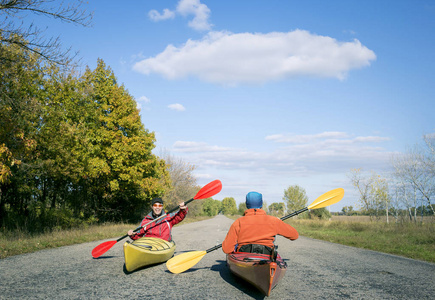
[123,237,176,272]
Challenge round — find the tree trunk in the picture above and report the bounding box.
[386,200,389,224]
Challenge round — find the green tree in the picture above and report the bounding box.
[341,206,355,216]
[268,202,285,217]
[238,202,247,215]
[307,207,331,220]
[0,38,45,227]
[33,66,101,227]
[349,169,390,221]
[221,197,237,215]
[80,59,169,222]
[1,38,172,230]
[202,198,221,216]
[283,185,308,213]
[371,174,390,222]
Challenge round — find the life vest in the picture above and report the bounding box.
[131,208,188,241]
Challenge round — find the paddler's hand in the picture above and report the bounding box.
[128,230,134,236]
[179,202,187,210]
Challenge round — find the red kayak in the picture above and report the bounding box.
[226,252,287,296]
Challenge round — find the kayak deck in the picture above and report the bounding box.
[227,252,287,296]
[123,237,176,272]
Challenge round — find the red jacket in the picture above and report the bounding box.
[222,208,299,254]
[130,208,188,241]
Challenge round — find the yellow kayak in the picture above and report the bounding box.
[123,237,176,272]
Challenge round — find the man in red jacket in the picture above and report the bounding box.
[222,191,298,255]
[127,197,188,242]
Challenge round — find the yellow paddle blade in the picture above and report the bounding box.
[307,188,344,210]
[166,250,207,274]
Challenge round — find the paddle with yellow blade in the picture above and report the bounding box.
[91,179,222,258]
[166,187,344,274]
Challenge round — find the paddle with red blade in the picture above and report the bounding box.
[166,188,344,274]
[91,179,222,258]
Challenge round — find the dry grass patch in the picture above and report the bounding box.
[286,219,435,263]
[0,216,213,259]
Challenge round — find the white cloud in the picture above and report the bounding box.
[149,8,175,21]
[168,103,186,111]
[133,30,376,85]
[176,0,212,31]
[169,132,396,209]
[148,0,212,31]
[171,131,393,176]
[266,131,350,143]
[137,96,151,103]
[194,173,213,179]
[266,132,391,146]
[354,136,391,143]
[174,141,233,152]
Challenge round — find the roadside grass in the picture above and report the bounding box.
[0,215,211,259]
[0,223,132,259]
[286,219,435,263]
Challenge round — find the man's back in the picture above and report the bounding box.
[222,208,298,253]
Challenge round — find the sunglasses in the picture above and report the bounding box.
[152,203,163,208]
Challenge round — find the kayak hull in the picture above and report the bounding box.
[123,237,176,272]
[226,252,287,296]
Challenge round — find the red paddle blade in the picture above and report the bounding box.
[194,180,222,199]
[92,240,117,258]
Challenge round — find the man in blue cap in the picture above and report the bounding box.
[222,191,298,255]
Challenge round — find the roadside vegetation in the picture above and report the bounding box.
[0,215,211,259]
[286,218,435,264]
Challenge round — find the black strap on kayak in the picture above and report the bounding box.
[238,244,273,255]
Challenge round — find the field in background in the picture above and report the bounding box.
[286,218,435,263]
[331,215,433,223]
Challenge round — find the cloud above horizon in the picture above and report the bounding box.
[265,132,390,144]
[137,96,151,103]
[171,132,393,176]
[133,30,376,85]
[168,103,186,111]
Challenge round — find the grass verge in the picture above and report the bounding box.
[286,219,435,264]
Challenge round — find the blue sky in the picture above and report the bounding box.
[29,0,434,211]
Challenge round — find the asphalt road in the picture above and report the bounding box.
[1,215,434,299]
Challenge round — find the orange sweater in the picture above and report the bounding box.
[222,208,299,254]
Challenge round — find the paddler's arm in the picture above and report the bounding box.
[276,219,299,240]
[128,226,144,240]
[168,202,188,226]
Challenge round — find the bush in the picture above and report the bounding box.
[308,207,331,220]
